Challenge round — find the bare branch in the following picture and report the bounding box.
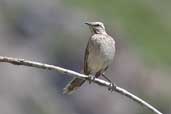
[0,56,163,114]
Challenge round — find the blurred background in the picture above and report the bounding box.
[0,0,170,114]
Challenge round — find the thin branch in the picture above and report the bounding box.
[0,56,163,114]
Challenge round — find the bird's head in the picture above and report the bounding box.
[85,22,107,34]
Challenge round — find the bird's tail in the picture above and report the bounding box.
[63,78,86,94]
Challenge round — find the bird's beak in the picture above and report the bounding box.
[84,22,92,25]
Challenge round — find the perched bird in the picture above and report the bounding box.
[63,22,116,94]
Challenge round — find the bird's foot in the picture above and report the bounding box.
[108,82,117,92]
[87,75,96,84]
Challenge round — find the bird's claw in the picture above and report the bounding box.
[108,82,116,92]
[88,76,96,84]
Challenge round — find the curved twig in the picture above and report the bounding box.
[0,56,163,114]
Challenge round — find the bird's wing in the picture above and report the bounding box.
[84,39,90,75]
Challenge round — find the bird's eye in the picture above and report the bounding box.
[95,24,100,26]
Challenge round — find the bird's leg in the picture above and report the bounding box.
[87,75,96,84]
[87,71,101,84]
[102,73,117,91]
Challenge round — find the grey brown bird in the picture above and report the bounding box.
[63,22,116,94]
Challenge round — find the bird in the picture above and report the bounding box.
[63,22,116,94]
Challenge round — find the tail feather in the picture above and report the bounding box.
[63,78,86,94]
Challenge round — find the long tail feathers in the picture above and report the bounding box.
[63,78,86,94]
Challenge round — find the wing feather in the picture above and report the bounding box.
[84,40,90,75]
